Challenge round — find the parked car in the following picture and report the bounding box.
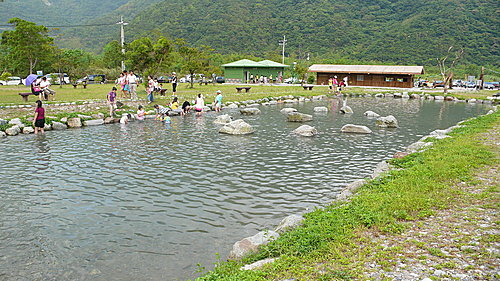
[483,82,496,90]
[466,82,476,88]
[452,80,465,88]
[179,77,187,83]
[76,74,107,84]
[433,81,445,88]
[45,73,70,85]
[215,76,225,83]
[0,76,23,86]
[157,76,171,83]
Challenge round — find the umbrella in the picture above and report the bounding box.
[25,74,39,86]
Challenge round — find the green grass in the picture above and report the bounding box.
[195,111,499,281]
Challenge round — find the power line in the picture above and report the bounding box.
[0,22,116,28]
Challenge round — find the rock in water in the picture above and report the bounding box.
[287,112,313,122]
[214,114,233,125]
[0,131,6,138]
[376,115,399,128]
[240,108,261,115]
[83,119,104,126]
[293,125,318,137]
[363,111,380,117]
[341,124,372,134]
[104,117,115,124]
[275,215,304,234]
[280,107,297,114]
[5,125,21,136]
[340,105,353,114]
[51,121,68,130]
[219,119,255,135]
[313,106,328,112]
[67,117,82,128]
[225,103,238,109]
[228,231,279,260]
[22,126,34,134]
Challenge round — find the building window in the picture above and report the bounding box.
[397,78,404,82]
[357,75,364,81]
[385,77,394,82]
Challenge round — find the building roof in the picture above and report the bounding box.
[308,64,424,75]
[222,59,289,68]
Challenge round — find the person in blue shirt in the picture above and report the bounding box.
[214,90,223,112]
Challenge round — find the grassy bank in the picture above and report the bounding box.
[195,111,499,280]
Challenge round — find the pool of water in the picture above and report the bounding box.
[0,98,490,280]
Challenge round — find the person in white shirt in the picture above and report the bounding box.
[39,77,55,101]
[194,93,204,116]
[128,71,138,100]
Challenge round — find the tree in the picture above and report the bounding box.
[125,36,172,77]
[176,39,212,88]
[436,46,464,94]
[1,18,55,75]
[102,40,124,69]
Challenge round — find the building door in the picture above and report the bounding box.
[244,71,249,83]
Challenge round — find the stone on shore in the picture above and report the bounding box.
[0,131,6,138]
[337,179,368,200]
[83,119,104,126]
[287,112,313,122]
[340,105,353,114]
[376,115,399,128]
[92,113,105,119]
[214,114,233,125]
[341,124,372,134]
[240,108,261,115]
[22,126,34,134]
[283,99,296,103]
[410,94,421,99]
[219,119,255,135]
[293,125,318,137]
[406,141,433,154]
[313,106,328,112]
[5,125,21,136]
[364,111,380,118]
[104,117,115,124]
[435,96,445,100]
[77,114,92,119]
[375,93,384,98]
[67,117,82,128]
[8,118,24,128]
[371,160,393,179]
[51,121,68,130]
[280,108,297,114]
[241,258,277,271]
[60,117,68,123]
[228,231,280,260]
[225,103,239,109]
[44,124,52,131]
[275,215,304,234]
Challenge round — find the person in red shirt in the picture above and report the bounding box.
[33,100,45,134]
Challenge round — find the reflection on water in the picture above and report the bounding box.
[0,98,490,280]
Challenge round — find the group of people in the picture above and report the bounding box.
[115,70,139,100]
[328,76,349,93]
[248,74,282,84]
[30,76,56,101]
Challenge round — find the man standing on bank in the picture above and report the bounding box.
[128,70,138,100]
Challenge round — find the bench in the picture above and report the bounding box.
[199,81,209,85]
[19,92,32,102]
[236,87,251,93]
[72,84,87,89]
[302,85,314,90]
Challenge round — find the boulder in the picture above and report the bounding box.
[339,105,353,114]
[22,126,34,134]
[104,117,115,124]
[371,161,393,179]
[275,215,304,234]
[83,119,104,126]
[67,117,82,128]
[77,114,92,119]
[468,98,477,103]
[376,115,399,128]
[219,119,255,135]
[341,124,372,134]
[374,93,384,98]
[51,121,68,130]
[92,113,105,119]
[444,96,454,101]
[241,258,277,271]
[280,108,297,114]
[313,106,328,112]
[410,94,421,99]
[393,151,409,159]
[0,131,6,138]
[5,125,21,136]
[402,93,410,99]
[228,231,280,260]
[225,103,239,109]
[8,118,24,128]
[345,179,367,193]
[214,114,233,125]
[364,94,372,98]
[283,99,295,103]
[240,108,261,115]
[385,93,394,98]
[287,112,313,122]
[406,141,433,154]
[363,111,380,118]
[44,124,52,131]
[293,125,318,137]
[434,96,445,100]
[60,117,68,123]
[269,100,278,105]
[393,93,402,98]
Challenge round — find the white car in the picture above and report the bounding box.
[45,73,70,85]
[0,76,23,86]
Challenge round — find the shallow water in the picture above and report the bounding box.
[0,98,490,280]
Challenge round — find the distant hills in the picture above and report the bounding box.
[1,0,498,66]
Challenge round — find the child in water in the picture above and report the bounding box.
[136,105,145,121]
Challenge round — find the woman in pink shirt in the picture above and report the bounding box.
[32,100,45,134]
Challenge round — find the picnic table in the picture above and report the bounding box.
[18,92,32,102]
[236,87,251,93]
[72,83,87,89]
[302,85,314,90]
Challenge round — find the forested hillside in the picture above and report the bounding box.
[2,0,498,66]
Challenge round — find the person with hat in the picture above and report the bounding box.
[171,72,178,96]
[214,90,223,112]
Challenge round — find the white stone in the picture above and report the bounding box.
[5,125,21,136]
[51,121,68,130]
[371,161,393,179]
[219,119,255,135]
[340,105,353,114]
[434,96,445,100]
[228,231,280,260]
[293,125,318,137]
[376,115,399,128]
[364,111,380,118]
[313,106,328,112]
[60,117,68,123]
[341,124,372,134]
[269,100,278,105]
[22,127,34,134]
[240,258,277,271]
[406,141,433,153]
[283,99,295,103]
[468,98,477,103]
[275,215,304,234]
[240,108,261,115]
[214,114,233,125]
[83,119,104,126]
[67,118,82,128]
[0,131,6,138]
[225,103,238,109]
[287,112,313,122]
[280,107,297,114]
[8,118,24,127]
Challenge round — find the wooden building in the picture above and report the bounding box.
[222,59,289,83]
[309,64,424,88]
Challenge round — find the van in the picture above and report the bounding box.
[45,73,70,85]
[76,74,107,84]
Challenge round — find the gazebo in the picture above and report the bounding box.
[222,59,289,83]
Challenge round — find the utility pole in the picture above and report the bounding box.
[116,16,128,71]
[279,35,287,65]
